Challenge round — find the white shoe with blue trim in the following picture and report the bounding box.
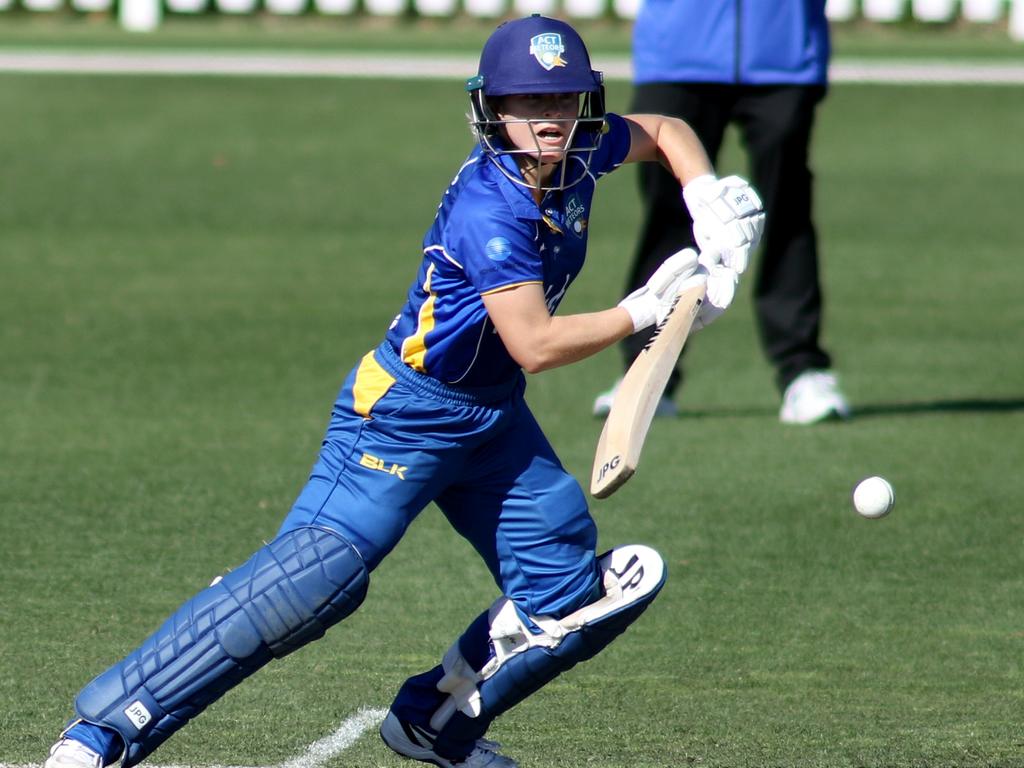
[779,370,851,425]
[379,711,518,768]
[44,739,104,768]
[592,378,677,418]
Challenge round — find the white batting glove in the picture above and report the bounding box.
[691,254,739,332]
[683,174,765,274]
[618,248,704,332]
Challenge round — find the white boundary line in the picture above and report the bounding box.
[832,58,1024,84]
[0,50,1023,84]
[1,707,388,768]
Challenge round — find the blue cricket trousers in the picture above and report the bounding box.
[278,341,600,619]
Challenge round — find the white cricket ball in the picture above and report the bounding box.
[853,476,895,519]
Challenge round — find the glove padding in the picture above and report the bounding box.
[619,248,738,333]
[683,174,765,274]
[692,253,739,333]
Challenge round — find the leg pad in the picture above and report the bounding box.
[433,545,666,758]
[75,526,368,767]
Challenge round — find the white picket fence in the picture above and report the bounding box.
[4,0,1023,40]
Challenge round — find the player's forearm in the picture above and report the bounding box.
[510,308,634,374]
[653,118,713,185]
[625,114,713,186]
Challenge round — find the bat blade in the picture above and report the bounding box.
[590,283,705,499]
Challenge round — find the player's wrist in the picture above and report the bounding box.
[617,293,654,333]
[683,173,717,190]
[681,173,717,204]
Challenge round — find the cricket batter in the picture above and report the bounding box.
[44,16,763,768]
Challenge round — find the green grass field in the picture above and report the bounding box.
[2,43,1023,768]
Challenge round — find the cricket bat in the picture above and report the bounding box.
[590,283,705,499]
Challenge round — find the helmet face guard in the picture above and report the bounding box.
[467,16,608,194]
[467,83,606,193]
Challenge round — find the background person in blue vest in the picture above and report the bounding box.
[43,16,763,768]
[593,0,850,425]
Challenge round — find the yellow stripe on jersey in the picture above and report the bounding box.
[480,280,543,296]
[401,262,437,372]
[352,350,396,418]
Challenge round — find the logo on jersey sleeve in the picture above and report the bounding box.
[485,236,513,262]
[565,193,588,237]
[530,33,567,71]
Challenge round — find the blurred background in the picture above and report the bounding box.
[2,3,1023,768]
[0,0,1022,43]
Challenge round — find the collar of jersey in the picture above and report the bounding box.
[487,150,552,221]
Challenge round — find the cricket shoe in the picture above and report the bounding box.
[44,739,105,768]
[592,379,677,419]
[380,711,518,768]
[779,370,851,425]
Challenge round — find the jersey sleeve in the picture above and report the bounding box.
[588,112,633,179]
[453,203,543,296]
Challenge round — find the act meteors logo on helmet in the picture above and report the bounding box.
[529,33,567,71]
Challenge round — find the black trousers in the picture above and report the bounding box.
[624,83,832,395]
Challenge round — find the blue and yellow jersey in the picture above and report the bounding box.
[384,112,632,389]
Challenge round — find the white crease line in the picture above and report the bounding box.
[278,707,387,768]
[1,707,388,768]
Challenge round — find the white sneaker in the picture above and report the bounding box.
[380,711,518,768]
[779,370,851,425]
[44,739,104,768]
[592,379,677,419]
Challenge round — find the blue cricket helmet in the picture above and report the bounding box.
[475,14,603,96]
[467,15,607,192]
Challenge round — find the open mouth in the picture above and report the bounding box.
[536,127,565,143]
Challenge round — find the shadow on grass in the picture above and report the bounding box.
[852,397,1024,418]
[675,396,1024,420]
